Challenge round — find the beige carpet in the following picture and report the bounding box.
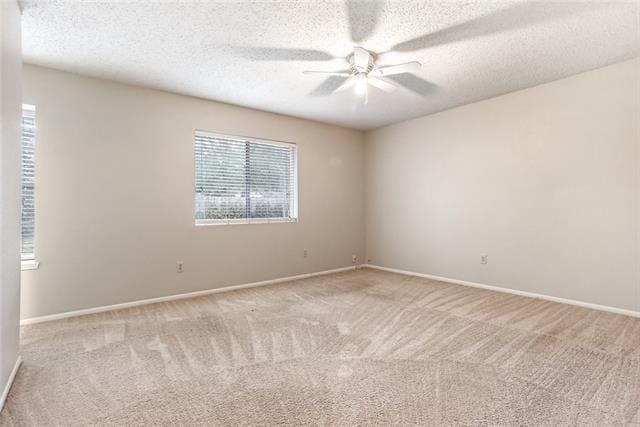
[2,268,639,426]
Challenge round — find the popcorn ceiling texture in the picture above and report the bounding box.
[20,0,640,130]
[1,268,639,424]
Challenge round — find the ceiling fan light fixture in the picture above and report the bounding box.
[354,74,368,96]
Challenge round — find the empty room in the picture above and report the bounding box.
[1,0,639,424]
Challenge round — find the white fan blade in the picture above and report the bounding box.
[370,61,421,77]
[333,77,356,93]
[303,70,351,76]
[353,47,371,71]
[368,77,397,93]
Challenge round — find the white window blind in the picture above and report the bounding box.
[21,105,36,260]
[195,131,297,225]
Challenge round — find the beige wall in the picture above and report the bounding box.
[365,58,640,312]
[1,0,22,404]
[21,65,365,319]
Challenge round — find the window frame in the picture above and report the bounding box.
[21,104,39,270]
[193,130,299,226]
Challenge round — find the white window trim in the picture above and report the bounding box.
[21,259,40,271]
[193,130,299,227]
[195,130,297,150]
[196,217,298,227]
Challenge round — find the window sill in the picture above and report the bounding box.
[196,218,298,226]
[21,260,40,271]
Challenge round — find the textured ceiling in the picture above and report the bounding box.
[21,0,640,130]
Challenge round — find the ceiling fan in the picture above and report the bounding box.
[303,47,421,103]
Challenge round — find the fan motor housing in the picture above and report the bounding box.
[347,50,376,74]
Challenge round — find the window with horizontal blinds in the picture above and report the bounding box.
[21,105,36,259]
[194,131,297,225]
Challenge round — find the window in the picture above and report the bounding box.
[195,131,297,225]
[21,105,37,266]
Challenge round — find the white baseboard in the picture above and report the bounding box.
[21,266,356,326]
[361,264,640,319]
[0,356,21,413]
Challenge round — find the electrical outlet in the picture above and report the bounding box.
[176,261,184,273]
[480,255,488,265]
[303,249,308,258]
[352,254,357,264]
